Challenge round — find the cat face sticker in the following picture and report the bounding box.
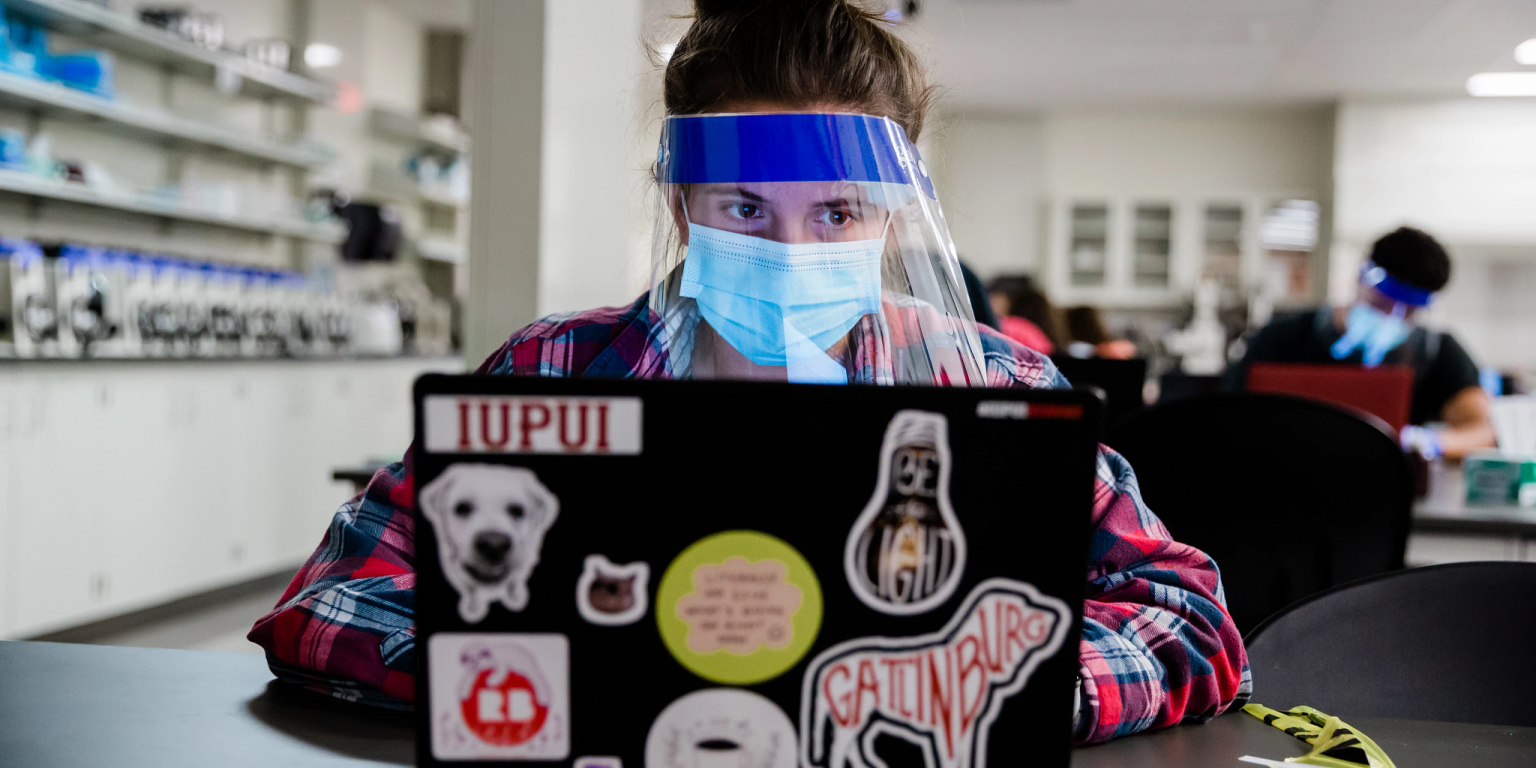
[575,554,650,626]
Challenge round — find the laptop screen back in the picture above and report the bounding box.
[412,376,1099,768]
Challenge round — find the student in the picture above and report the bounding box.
[1064,305,1138,360]
[988,274,1060,355]
[1227,227,1495,459]
[249,0,1249,744]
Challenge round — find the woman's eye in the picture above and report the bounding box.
[821,209,852,226]
[730,203,760,219]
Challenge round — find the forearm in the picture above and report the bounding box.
[1436,421,1497,459]
[1435,385,1497,459]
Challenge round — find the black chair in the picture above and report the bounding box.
[1106,393,1413,634]
[1053,356,1148,431]
[1245,561,1536,726]
[1156,372,1223,403]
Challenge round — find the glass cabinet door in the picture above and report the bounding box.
[1203,204,1243,285]
[1132,203,1172,288]
[1069,203,1109,286]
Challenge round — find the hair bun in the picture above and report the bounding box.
[693,0,742,17]
[695,0,820,18]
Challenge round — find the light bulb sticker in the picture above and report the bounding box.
[844,409,967,615]
[656,531,823,685]
[428,632,570,761]
[645,688,798,768]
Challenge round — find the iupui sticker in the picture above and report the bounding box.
[423,396,642,455]
[429,633,570,761]
[800,579,1070,768]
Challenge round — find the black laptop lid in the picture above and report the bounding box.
[412,376,1098,768]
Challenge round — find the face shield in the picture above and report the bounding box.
[1330,261,1434,367]
[649,113,986,386]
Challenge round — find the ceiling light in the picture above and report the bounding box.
[1467,72,1536,97]
[1517,38,1536,65]
[304,43,343,69]
[655,41,677,64]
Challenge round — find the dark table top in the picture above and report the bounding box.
[3,641,1533,767]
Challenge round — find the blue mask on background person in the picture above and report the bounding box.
[679,222,883,374]
[1330,303,1411,367]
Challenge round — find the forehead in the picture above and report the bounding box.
[692,180,876,203]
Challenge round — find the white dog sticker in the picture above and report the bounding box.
[420,464,560,622]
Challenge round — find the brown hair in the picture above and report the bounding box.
[989,275,1062,351]
[1064,306,1109,345]
[664,0,934,140]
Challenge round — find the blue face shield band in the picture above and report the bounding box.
[679,222,884,372]
[660,113,936,199]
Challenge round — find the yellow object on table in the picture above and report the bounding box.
[1242,703,1397,768]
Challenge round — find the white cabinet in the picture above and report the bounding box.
[0,357,461,638]
[1045,193,1323,309]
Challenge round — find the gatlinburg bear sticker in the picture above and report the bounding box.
[800,578,1070,768]
[420,463,560,622]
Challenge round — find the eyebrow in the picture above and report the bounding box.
[702,187,769,203]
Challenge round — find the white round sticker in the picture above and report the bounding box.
[644,689,797,768]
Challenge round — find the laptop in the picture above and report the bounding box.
[412,376,1100,768]
[1246,362,1414,433]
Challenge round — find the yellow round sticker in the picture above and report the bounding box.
[656,530,824,685]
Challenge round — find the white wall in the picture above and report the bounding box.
[1335,98,1536,247]
[465,0,648,362]
[535,0,647,319]
[927,115,1046,279]
[1333,98,1536,371]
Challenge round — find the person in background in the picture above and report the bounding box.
[1065,305,1138,359]
[988,274,1060,355]
[1226,226,1495,459]
[958,260,999,329]
[248,0,1248,745]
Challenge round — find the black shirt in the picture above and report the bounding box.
[1226,308,1481,425]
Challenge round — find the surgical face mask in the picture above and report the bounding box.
[679,222,884,378]
[1330,303,1411,367]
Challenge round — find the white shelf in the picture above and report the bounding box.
[368,107,469,154]
[366,165,467,210]
[0,70,330,168]
[414,237,465,263]
[0,168,345,243]
[5,0,334,104]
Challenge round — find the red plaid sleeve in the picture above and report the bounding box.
[1073,446,1252,743]
[246,458,419,708]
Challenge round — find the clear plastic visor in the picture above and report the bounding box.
[649,113,986,386]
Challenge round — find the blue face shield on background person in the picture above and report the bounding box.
[647,112,988,386]
[1329,261,1434,367]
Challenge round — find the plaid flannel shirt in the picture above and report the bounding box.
[248,293,1251,744]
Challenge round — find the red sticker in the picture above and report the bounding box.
[461,667,550,746]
